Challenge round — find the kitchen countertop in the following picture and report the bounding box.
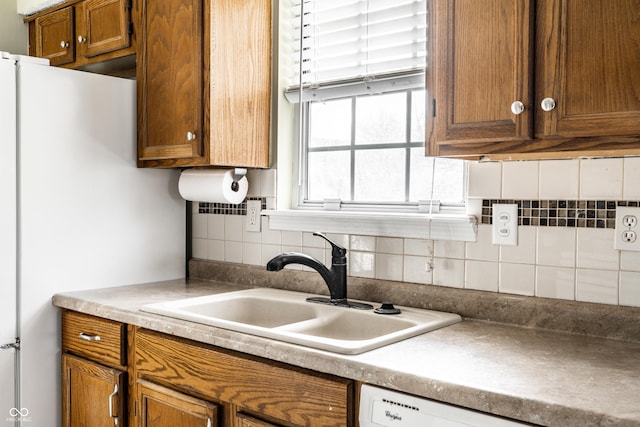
[52,278,640,427]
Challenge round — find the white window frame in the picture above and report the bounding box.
[265,0,477,241]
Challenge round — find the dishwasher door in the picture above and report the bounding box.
[359,384,532,427]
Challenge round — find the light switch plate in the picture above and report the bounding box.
[492,204,518,246]
[614,206,640,251]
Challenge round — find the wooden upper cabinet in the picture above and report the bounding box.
[26,0,135,71]
[137,0,204,162]
[35,6,75,66]
[136,0,271,168]
[78,0,131,58]
[428,0,640,159]
[535,0,640,141]
[428,0,534,153]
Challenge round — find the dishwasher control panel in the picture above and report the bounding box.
[359,384,532,427]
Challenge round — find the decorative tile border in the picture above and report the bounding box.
[481,200,640,228]
[198,197,266,215]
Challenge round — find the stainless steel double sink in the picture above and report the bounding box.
[142,288,461,354]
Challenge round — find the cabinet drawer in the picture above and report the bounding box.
[62,311,126,367]
[136,329,354,427]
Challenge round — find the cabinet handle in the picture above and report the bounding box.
[186,131,197,141]
[108,384,119,425]
[78,333,101,342]
[60,41,69,48]
[510,101,525,115]
[541,97,556,112]
[77,36,87,43]
[206,418,212,427]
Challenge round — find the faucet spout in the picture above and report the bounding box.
[266,252,343,298]
[266,233,372,309]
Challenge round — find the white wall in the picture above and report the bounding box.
[16,0,64,15]
[0,1,28,55]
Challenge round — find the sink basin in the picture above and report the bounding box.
[141,288,461,354]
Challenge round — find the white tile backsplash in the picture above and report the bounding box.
[465,260,499,292]
[623,157,640,200]
[499,263,535,296]
[207,215,225,240]
[502,161,538,199]
[468,161,501,198]
[537,227,576,268]
[192,162,640,308]
[350,251,375,278]
[576,269,619,305]
[500,226,536,264]
[619,271,640,307]
[576,228,619,270]
[433,258,465,288]
[466,224,499,261]
[375,253,403,281]
[539,159,579,199]
[580,158,623,199]
[536,266,576,300]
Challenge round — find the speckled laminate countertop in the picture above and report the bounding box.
[52,278,640,427]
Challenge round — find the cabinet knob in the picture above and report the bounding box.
[541,97,557,112]
[77,36,87,43]
[60,41,69,48]
[186,131,197,141]
[511,101,525,115]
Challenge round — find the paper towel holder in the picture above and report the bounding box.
[231,168,247,192]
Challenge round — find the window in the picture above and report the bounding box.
[285,0,465,212]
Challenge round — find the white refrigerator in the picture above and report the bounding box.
[0,53,186,427]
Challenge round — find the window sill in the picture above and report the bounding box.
[263,210,477,242]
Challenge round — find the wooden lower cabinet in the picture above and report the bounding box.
[134,328,354,427]
[61,313,355,427]
[137,380,217,427]
[62,354,127,427]
[235,413,282,427]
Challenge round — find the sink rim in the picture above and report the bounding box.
[141,288,461,354]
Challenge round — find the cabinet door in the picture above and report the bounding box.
[428,0,534,156]
[137,0,204,163]
[536,0,640,139]
[138,380,218,427]
[78,0,131,58]
[35,6,75,66]
[209,0,271,167]
[62,354,127,427]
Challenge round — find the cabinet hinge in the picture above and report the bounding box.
[128,22,134,35]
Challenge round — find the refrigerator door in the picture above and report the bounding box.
[0,54,18,421]
[17,59,185,427]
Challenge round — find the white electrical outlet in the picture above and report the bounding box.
[492,204,518,246]
[614,206,640,251]
[245,200,262,232]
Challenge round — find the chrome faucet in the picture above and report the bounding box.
[266,232,372,309]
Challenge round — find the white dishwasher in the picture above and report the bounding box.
[359,384,533,427]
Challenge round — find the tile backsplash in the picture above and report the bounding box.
[191,158,640,309]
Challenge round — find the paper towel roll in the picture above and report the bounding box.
[178,169,248,204]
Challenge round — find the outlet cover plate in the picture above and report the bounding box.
[246,200,262,232]
[492,204,518,246]
[614,206,640,251]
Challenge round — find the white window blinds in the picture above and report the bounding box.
[285,0,427,102]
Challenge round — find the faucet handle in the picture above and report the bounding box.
[312,232,346,258]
